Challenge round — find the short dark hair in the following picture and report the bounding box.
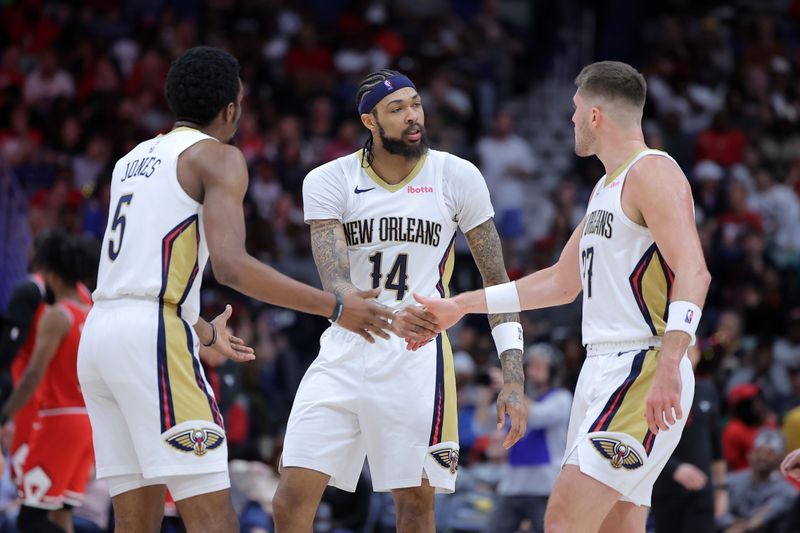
[36,230,96,286]
[165,46,240,126]
[575,61,646,109]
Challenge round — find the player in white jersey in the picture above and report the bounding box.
[272,70,528,533]
[418,61,711,532]
[77,47,392,533]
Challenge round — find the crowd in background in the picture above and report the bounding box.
[2,0,800,531]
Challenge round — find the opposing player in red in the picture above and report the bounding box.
[1,232,91,492]
[1,231,96,533]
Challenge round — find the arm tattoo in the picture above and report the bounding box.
[309,219,360,297]
[466,219,524,384]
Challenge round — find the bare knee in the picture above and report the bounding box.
[272,480,316,527]
[543,503,569,533]
[271,483,300,522]
[394,490,434,533]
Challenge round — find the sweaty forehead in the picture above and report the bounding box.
[378,87,419,108]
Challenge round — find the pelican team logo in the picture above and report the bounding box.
[384,79,394,91]
[166,428,225,456]
[590,437,643,470]
[431,448,459,474]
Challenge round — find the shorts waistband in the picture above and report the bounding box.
[585,337,662,356]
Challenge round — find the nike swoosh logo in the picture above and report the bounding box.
[354,186,376,194]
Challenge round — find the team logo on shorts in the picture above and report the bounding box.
[165,428,225,456]
[590,437,643,470]
[431,448,459,474]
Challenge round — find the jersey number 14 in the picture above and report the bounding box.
[368,252,409,301]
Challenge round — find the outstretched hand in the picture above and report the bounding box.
[781,448,800,480]
[339,288,393,343]
[413,293,464,331]
[200,304,256,363]
[390,305,440,343]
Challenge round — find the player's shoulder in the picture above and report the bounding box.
[181,139,246,176]
[627,150,688,190]
[40,302,73,331]
[436,150,482,179]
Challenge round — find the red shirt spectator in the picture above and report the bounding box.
[723,384,778,470]
[695,112,747,166]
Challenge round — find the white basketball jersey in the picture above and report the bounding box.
[93,128,213,324]
[303,149,494,308]
[579,149,682,346]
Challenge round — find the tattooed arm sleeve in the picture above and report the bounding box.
[464,219,524,385]
[309,219,361,297]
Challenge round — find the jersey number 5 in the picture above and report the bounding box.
[581,246,594,298]
[368,252,409,301]
[108,194,134,261]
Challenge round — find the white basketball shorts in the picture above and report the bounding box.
[77,299,228,483]
[562,346,694,506]
[281,326,459,493]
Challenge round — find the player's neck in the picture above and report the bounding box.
[368,148,422,185]
[596,133,647,178]
[54,285,79,304]
[172,121,226,143]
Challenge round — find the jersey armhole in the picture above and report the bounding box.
[54,304,74,329]
[614,151,677,236]
[433,152,456,226]
[172,135,216,209]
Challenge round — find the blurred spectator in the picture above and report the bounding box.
[695,111,747,167]
[748,167,800,256]
[722,384,778,472]
[716,429,797,532]
[475,110,536,242]
[476,344,572,533]
[23,50,75,107]
[652,347,728,533]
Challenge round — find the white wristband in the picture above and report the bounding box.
[491,322,524,356]
[485,281,521,315]
[665,301,702,346]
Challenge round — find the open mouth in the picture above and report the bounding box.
[405,126,421,141]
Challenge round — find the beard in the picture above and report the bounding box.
[377,121,429,160]
[574,122,595,157]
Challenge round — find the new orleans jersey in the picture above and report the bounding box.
[303,149,494,307]
[93,128,213,324]
[579,149,682,346]
[287,149,494,494]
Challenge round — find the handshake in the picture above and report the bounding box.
[336,289,465,349]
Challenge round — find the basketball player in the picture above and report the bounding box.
[0,231,94,532]
[0,232,92,490]
[417,61,711,532]
[77,46,392,533]
[272,70,527,533]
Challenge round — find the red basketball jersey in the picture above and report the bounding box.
[39,299,90,410]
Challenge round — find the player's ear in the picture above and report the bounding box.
[361,112,377,133]
[591,106,600,128]
[225,102,236,123]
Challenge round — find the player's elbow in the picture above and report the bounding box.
[699,266,712,290]
[565,283,582,303]
[210,254,243,288]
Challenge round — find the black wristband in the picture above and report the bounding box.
[328,294,344,324]
[203,322,217,347]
